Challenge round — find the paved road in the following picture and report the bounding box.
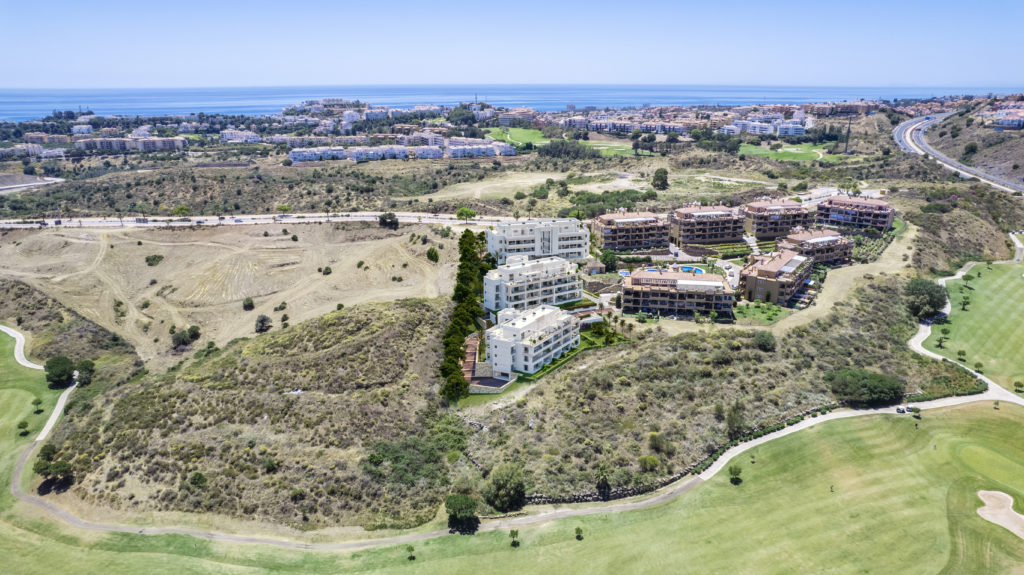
[893,114,1024,194]
[0,211,517,231]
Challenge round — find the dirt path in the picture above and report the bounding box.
[976,491,1024,540]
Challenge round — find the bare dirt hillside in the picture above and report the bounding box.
[0,222,457,369]
[927,106,1024,182]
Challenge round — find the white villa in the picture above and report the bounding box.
[483,255,582,312]
[486,218,590,264]
[485,305,580,379]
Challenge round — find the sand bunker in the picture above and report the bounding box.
[976,490,1024,540]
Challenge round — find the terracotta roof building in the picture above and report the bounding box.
[739,250,813,304]
[592,212,669,252]
[743,200,816,240]
[777,228,853,265]
[622,269,734,318]
[816,196,895,230]
[669,205,745,244]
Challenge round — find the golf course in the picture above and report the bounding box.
[2,328,1023,573]
[924,260,1024,388]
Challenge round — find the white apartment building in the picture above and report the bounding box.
[448,145,496,158]
[775,121,806,136]
[719,125,741,135]
[72,124,93,134]
[363,108,389,120]
[734,120,774,135]
[288,146,347,162]
[398,131,444,146]
[486,218,590,264]
[346,145,408,162]
[483,255,582,312]
[413,146,443,159]
[220,129,261,143]
[484,305,580,378]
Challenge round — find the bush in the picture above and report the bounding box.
[145,254,164,266]
[242,297,255,311]
[827,368,904,406]
[255,314,272,333]
[753,330,776,352]
[444,493,477,520]
[426,247,439,263]
[483,463,526,512]
[322,266,332,275]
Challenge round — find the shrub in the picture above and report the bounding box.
[827,368,904,406]
[753,330,776,352]
[483,463,526,512]
[322,266,332,275]
[444,493,477,520]
[904,278,947,319]
[145,254,164,266]
[44,356,75,388]
[242,297,254,311]
[189,472,208,488]
[426,247,439,263]
[255,314,272,333]
[638,455,660,472]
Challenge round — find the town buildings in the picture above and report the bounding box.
[777,228,853,265]
[592,212,669,252]
[622,269,734,318]
[740,250,813,304]
[816,196,895,230]
[219,129,261,143]
[484,305,580,378]
[743,199,816,239]
[483,255,582,312]
[288,146,347,162]
[71,125,93,135]
[669,205,745,244]
[74,137,186,152]
[486,218,590,264]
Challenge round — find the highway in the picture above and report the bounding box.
[0,211,518,230]
[893,113,1024,194]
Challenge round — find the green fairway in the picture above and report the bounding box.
[485,128,550,147]
[924,260,1024,387]
[740,142,842,163]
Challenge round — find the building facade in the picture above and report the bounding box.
[739,250,813,304]
[485,305,580,378]
[483,255,582,312]
[743,199,816,239]
[486,218,590,264]
[669,205,745,244]
[816,196,895,230]
[592,212,669,252]
[777,228,853,265]
[622,269,734,318]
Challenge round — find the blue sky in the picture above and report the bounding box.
[2,0,1020,88]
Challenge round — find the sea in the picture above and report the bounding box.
[0,85,1019,122]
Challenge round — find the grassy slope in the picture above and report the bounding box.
[928,106,1024,181]
[739,142,841,163]
[923,260,1024,387]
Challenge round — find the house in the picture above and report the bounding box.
[484,305,580,379]
[483,255,582,312]
[622,269,734,318]
[670,205,745,244]
[23,132,48,144]
[777,228,853,265]
[816,196,894,231]
[743,199,816,239]
[740,250,813,304]
[486,218,590,264]
[592,212,669,252]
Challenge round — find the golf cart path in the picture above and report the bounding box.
[6,235,1024,550]
[0,325,77,442]
[976,491,1024,540]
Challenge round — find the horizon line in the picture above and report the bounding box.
[3,83,1023,92]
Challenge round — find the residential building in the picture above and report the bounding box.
[288,146,347,162]
[483,255,582,312]
[397,131,444,146]
[669,205,745,244]
[740,250,813,304]
[743,199,816,239]
[622,269,735,318]
[775,121,806,136]
[592,212,669,252]
[72,124,93,134]
[75,137,184,152]
[486,218,590,264]
[345,145,408,162]
[23,132,48,144]
[264,135,330,147]
[484,305,580,378]
[777,228,853,265]
[816,196,895,230]
[220,129,261,143]
[46,134,70,143]
[412,146,443,159]
[0,144,43,158]
[131,137,186,151]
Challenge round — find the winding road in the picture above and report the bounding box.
[5,238,1024,551]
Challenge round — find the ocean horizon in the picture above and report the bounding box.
[2,84,1021,122]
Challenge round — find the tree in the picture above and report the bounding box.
[974,362,984,372]
[171,331,192,348]
[753,330,776,352]
[962,273,975,287]
[378,211,399,229]
[17,420,29,435]
[937,327,951,348]
[726,400,745,440]
[651,168,669,191]
[44,356,75,388]
[242,297,255,311]
[575,526,584,540]
[960,295,971,311]
[39,444,57,461]
[31,397,42,413]
[456,206,476,222]
[426,246,439,263]
[599,250,617,272]
[445,493,477,520]
[614,293,622,309]
[666,131,680,144]
[728,464,743,485]
[32,459,51,477]
[189,471,208,488]
[406,545,415,561]
[483,463,526,512]
[964,142,978,155]
[509,529,520,547]
[49,460,72,479]
[904,278,947,319]
[255,314,273,333]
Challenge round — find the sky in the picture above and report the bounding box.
[1,0,1021,89]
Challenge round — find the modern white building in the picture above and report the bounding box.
[486,218,590,264]
[220,129,261,143]
[483,255,582,312]
[484,305,580,378]
[775,121,806,136]
[346,145,409,162]
[288,146,347,162]
[412,146,444,159]
[72,124,93,134]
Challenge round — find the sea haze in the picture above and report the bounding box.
[0,84,1018,121]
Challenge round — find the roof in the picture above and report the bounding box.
[744,199,806,211]
[626,269,732,292]
[743,250,807,275]
[784,228,847,243]
[597,212,662,223]
[825,196,892,209]
[673,205,737,217]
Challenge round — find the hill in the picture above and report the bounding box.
[927,103,1024,182]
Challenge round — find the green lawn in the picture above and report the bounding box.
[740,142,842,163]
[733,301,795,326]
[924,260,1024,387]
[1,321,1022,574]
